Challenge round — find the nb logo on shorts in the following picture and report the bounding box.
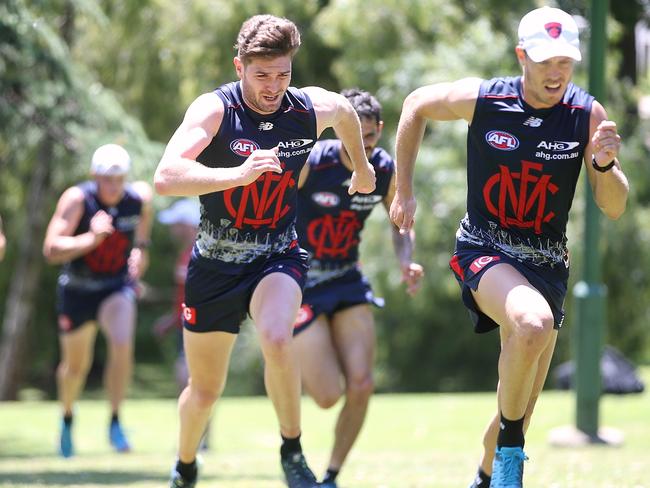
[182,303,197,325]
[469,255,500,274]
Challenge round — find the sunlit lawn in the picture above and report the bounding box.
[0,368,648,487]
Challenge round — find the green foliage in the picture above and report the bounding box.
[2,0,649,398]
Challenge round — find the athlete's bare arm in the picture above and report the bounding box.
[390,77,482,234]
[384,174,424,295]
[43,187,113,264]
[584,101,629,220]
[154,92,282,196]
[128,181,154,280]
[303,86,376,195]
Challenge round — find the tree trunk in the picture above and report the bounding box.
[0,140,52,400]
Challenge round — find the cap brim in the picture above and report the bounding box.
[526,44,581,62]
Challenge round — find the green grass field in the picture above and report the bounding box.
[1,369,648,487]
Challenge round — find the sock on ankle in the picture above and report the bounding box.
[280,433,302,457]
[63,413,73,427]
[175,459,197,481]
[497,412,525,448]
[475,466,491,486]
[323,468,339,483]
[110,412,119,425]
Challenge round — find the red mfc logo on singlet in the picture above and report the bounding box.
[482,160,559,234]
[307,210,361,259]
[223,168,295,229]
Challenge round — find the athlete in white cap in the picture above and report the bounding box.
[390,6,628,487]
[43,143,153,457]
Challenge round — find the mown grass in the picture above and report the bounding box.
[0,368,648,487]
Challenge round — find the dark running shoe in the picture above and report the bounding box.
[281,452,318,488]
[468,473,490,488]
[319,481,338,488]
[169,469,197,488]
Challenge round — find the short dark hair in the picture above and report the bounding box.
[235,15,301,63]
[341,88,382,124]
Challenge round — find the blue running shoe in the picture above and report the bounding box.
[281,452,319,488]
[59,420,74,458]
[109,421,131,452]
[490,446,528,488]
[319,481,338,488]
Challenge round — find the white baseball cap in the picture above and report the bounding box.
[90,144,131,175]
[158,198,201,227]
[518,7,581,63]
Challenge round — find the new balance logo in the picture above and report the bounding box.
[523,116,543,127]
[258,122,274,131]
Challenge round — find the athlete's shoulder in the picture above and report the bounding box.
[213,81,241,106]
[284,86,315,112]
[480,76,520,97]
[370,147,394,173]
[561,82,594,111]
[308,139,339,168]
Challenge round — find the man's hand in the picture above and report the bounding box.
[89,210,114,243]
[592,120,621,168]
[238,146,283,186]
[348,162,376,195]
[390,191,417,235]
[401,262,424,296]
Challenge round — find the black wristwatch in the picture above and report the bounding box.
[592,155,615,173]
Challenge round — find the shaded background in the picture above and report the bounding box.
[1,0,649,400]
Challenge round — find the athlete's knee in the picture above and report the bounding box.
[58,359,91,379]
[312,385,343,409]
[188,383,223,410]
[257,325,293,361]
[346,373,374,402]
[510,310,554,350]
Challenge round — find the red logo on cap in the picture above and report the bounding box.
[545,22,562,39]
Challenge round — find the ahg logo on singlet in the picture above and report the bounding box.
[483,160,559,234]
[486,130,520,151]
[230,138,260,157]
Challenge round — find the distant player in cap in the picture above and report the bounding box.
[43,143,153,457]
[390,7,628,487]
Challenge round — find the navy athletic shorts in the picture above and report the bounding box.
[449,240,568,334]
[292,267,384,336]
[182,247,309,334]
[56,283,135,334]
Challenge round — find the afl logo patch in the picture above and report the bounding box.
[230,138,260,157]
[486,130,519,151]
[312,192,340,207]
